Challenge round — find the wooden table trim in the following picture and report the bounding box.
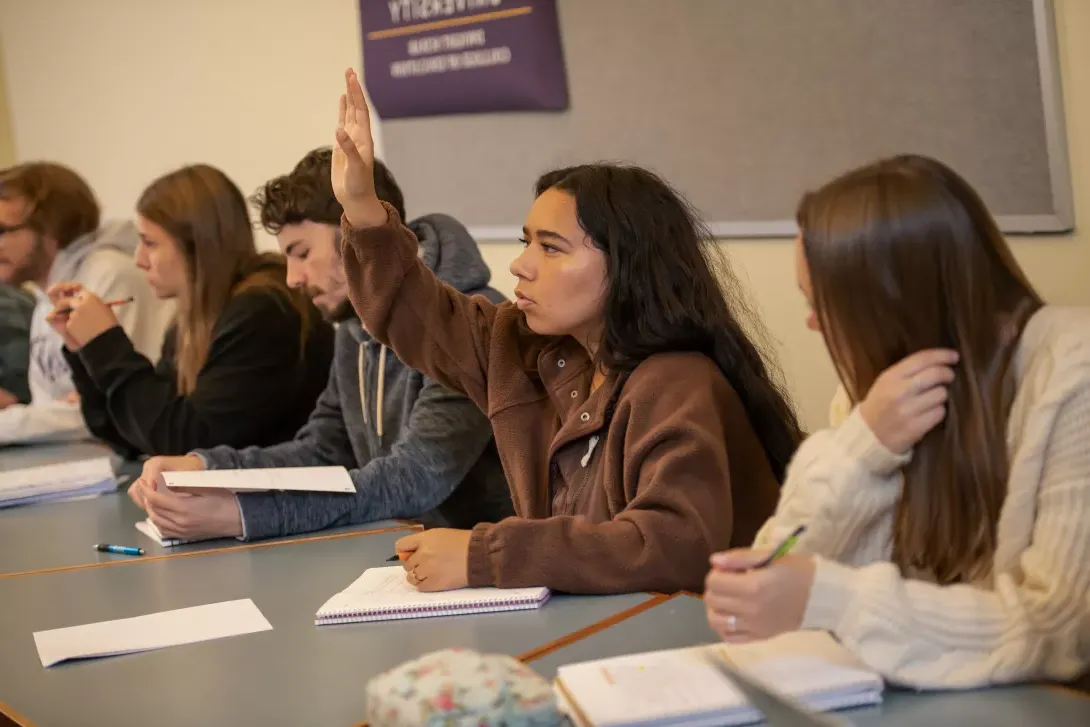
[0,699,35,727]
[0,523,419,580]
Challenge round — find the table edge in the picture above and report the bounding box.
[0,523,419,580]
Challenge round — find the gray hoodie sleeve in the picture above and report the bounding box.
[224,377,495,540]
[196,364,353,475]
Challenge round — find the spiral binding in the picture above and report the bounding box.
[315,591,551,625]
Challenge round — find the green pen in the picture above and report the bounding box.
[755,524,807,568]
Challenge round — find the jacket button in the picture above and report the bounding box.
[557,358,566,368]
[580,412,590,423]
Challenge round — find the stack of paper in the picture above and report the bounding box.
[0,457,117,508]
[555,631,883,727]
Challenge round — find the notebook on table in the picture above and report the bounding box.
[135,518,187,547]
[0,457,117,508]
[315,566,551,625]
[555,630,882,727]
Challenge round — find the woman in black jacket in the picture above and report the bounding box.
[47,164,334,457]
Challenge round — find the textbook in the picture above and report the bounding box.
[315,566,551,625]
[555,630,882,727]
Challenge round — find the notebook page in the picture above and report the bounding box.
[557,633,881,727]
[557,647,750,727]
[159,466,355,494]
[317,567,549,615]
[33,599,272,668]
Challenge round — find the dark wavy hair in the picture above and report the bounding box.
[536,164,804,480]
[251,147,405,233]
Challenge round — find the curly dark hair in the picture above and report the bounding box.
[252,147,406,233]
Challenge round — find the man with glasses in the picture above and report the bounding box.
[0,162,172,445]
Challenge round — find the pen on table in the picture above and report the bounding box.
[55,295,134,315]
[753,524,807,568]
[94,544,145,557]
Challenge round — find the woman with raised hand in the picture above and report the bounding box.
[332,69,804,594]
[705,154,1090,689]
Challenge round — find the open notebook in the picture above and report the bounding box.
[0,457,117,508]
[315,566,551,625]
[555,631,882,727]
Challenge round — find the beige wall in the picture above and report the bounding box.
[480,0,1090,430]
[1,0,1086,430]
[0,39,15,166]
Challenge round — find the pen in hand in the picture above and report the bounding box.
[386,552,407,562]
[54,296,135,315]
[752,524,807,568]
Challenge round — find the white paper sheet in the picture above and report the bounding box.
[158,466,355,493]
[33,599,272,668]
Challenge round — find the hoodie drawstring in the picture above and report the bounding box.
[375,345,386,438]
[358,342,386,440]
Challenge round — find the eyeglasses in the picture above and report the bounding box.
[0,222,31,238]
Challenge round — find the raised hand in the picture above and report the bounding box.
[332,68,388,228]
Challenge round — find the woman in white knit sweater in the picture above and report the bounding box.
[704,154,1090,689]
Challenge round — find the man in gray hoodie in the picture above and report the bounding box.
[0,163,173,444]
[129,149,513,541]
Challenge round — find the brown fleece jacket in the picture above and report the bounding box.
[341,204,782,594]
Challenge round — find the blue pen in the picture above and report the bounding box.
[94,544,145,557]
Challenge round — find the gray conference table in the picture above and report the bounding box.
[533,594,1090,727]
[0,441,410,576]
[0,527,654,727]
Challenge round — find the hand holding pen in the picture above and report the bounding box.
[703,525,815,643]
[45,283,133,351]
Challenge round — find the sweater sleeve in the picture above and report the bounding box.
[340,204,501,413]
[63,345,136,455]
[225,377,496,540]
[752,409,910,566]
[800,385,1090,688]
[74,290,315,455]
[465,363,736,594]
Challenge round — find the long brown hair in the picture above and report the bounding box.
[797,154,1042,584]
[137,165,314,395]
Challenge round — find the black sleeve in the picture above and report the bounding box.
[63,346,132,452]
[75,290,315,456]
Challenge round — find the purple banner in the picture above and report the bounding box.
[360,0,569,119]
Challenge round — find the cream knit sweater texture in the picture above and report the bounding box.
[756,306,1090,688]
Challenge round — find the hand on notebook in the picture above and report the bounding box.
[142,486,242,540]
[129,455,206,509]
[704,550,815,643]
[0,388,16,410]
[129,455,241,540]
[395,529,471,592]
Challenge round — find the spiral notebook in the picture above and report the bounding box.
[555,631,882,727]
[315,566,551,625]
